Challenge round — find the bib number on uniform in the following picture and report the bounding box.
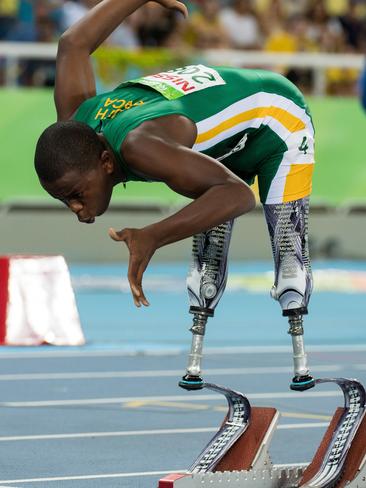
[130,65,226,100]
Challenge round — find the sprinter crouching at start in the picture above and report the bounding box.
[34,0,315,390]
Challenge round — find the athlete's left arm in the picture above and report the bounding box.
[54,0,187,121]
[109,115,256,307]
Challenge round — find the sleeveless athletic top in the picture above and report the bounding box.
[74,65,314,203]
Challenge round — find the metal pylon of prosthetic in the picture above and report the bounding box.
[286,311,315,391]
[179,220,233,391]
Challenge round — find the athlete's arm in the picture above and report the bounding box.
[110,115,256,307]
[54,0,187,121]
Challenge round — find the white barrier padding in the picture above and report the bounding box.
[5,256,84,346]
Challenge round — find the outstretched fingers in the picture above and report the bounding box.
[128,254,150,307]
[109,227,150,307]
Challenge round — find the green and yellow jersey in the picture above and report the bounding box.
[74,65,315,204]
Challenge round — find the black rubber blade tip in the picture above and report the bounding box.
[290,374,316,391]
[178,374,204,391]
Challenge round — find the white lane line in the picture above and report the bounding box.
[0,464,311,484]
[278,422,328,429]
[0,470,180,484]
[204,344,366,354]
[0,390,341,407]
[0,344,364,359]
[0,422,329,442]
[0,365,344,381]
[0,428,217,442]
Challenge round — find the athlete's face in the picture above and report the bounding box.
[41,159,115,224]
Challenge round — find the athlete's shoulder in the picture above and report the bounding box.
[73,92,106,124]
[73,84,152,130]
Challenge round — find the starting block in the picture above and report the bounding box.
[0,255,84,345]
[159,378,366,488]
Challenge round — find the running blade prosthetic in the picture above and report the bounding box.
[300,377,366,488]
[159,377,366,488]
[189,383,251,473]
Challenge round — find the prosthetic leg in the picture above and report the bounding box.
[176,222,254,479]
[263,197,315,391]
[163,200,366,488]
[179,220,234,391]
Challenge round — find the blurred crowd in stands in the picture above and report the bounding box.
[0,0,365,92]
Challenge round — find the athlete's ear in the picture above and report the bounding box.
[100,150,114,174]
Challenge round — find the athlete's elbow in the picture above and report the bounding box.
[58,33,76,55]
[58,31,88,52]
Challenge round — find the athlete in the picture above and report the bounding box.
[34,0,316,390]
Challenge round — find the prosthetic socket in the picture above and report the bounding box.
[263,196,313,316]
[264,197,314,387]
[183,220,233,381]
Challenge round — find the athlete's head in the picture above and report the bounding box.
[35,120,119,223]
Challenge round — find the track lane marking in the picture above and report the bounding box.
[124,400,211,410]
[125,402,333,420]
[0,390,342,407]
[122,401,332,420]
[0,423,329,442]
[0,344,364,359]
[0,464,310,484]
[0,365,345,381]
[281,411,331,421]
[0,471,182,484]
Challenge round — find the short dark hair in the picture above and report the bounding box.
[34,120,105,182]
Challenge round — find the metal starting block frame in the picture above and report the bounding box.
[159,467,305,488]
[159,379,366,488]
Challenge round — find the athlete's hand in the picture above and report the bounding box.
[109,227,157,307]
[152,0,188,18]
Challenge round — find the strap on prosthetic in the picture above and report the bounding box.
[179,221,234,390]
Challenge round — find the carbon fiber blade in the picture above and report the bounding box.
[189,383,251,473]
[302,378,366,488]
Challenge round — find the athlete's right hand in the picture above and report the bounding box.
[109,226,157,308]
[152,0,188,18]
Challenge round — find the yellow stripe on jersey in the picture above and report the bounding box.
[283,163,314,203]
[196,106,306,144]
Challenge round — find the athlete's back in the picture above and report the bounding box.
[74,65,314,204]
